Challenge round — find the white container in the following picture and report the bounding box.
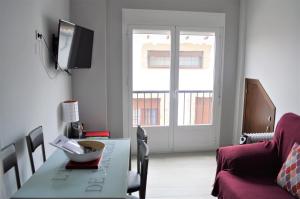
[64,140,105,162]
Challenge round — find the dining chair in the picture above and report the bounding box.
[26,126,46,173]
[127,126,148,194]
[1,143,21,189]
[136,125,148,173]
[137,125,148,143]
[127,141,149,199]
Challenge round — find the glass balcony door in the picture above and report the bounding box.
[126,26,223,153]
[173,28,222,151]
[130,28,174,152]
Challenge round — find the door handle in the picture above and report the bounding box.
[173,90,178,98]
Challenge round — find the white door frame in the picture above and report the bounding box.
[122,9,225,152]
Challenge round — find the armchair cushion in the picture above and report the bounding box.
[277,142,300,198]
[215,141,280,177]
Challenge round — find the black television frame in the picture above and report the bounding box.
[52,19,94,71]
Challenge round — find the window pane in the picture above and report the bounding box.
[179,51,203,68]
[132,30,171,127]
[177,31,215,125]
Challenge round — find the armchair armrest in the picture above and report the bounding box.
[216,141,280,176]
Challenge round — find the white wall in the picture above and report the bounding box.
[0,1,71,198]
[243,0,300,125]
[70,0,108,131]
[69,0,239,145]
[232,0,247,144]
[107,0,240,145]
[0,156,5,199]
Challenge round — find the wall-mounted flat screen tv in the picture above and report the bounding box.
[57,20,94,69]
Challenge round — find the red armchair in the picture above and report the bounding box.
[212,113,300,199]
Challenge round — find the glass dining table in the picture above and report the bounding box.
[12,139,130,199]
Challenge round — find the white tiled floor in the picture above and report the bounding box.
[131,152,216,199]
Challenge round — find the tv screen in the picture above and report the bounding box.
[57,20,94,69]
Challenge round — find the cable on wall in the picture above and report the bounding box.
[38,37,59,79]
[36,32,71,79]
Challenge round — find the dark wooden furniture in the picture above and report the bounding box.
[243,78,276,133]
[1,143,21,189]
[136,126,148,173]
[127,141,149,199]
[26,126,46,173]
[127,126,148,194]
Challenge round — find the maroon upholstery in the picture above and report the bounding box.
[212,113,300,199]
[215,171,294,199]
[273,113,300,164]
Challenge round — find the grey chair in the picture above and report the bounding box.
[136,126,148,173]
[26,126,46,174]
[1,144,21,189]
[127,141,149,199]
[127,126,148,195]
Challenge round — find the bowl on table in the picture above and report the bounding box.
[64,140,105,163]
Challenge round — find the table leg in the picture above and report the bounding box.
[129,144,132,171]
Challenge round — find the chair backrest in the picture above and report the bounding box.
[137,126,148,173]
[137,125,148,144]
[26,126,46,173]
[1,144,21,189]
[273,113,300,163]
[138,141,149,199]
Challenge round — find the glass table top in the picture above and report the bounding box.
[12,139,130,199]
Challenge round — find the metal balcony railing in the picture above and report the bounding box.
[132,90,213,126]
